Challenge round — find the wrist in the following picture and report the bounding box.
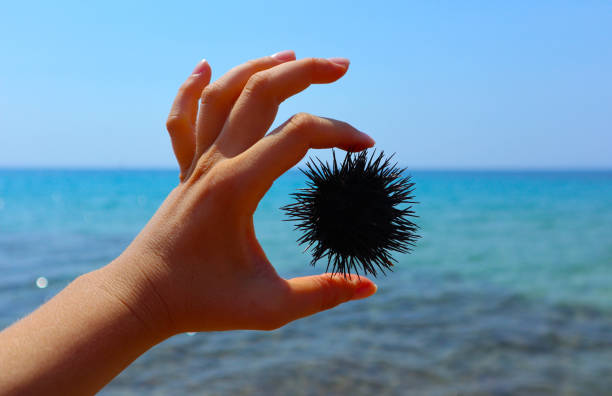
[86,256,177,341]
[0,270,171,395]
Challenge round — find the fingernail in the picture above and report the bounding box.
[271,50,295,62]
[353,282,377,300]
[192,59,208,75]
[328,57,350,68]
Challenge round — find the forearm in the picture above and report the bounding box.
[0,52,379,395]
[0,268,167,395]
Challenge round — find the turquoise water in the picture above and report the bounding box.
[1,169,611,395]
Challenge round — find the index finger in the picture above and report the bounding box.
[229,113,375,212]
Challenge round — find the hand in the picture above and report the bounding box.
[95,51,377,337]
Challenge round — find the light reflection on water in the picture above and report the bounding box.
[0,170,611,395]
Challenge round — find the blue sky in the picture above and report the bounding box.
[1,1,610,169]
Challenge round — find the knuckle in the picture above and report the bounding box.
[200,83,223,107]
[242,72,270,98]
[284,113,318,151]
[287,112,316,136]
[165,115,188,133]
[289,112,315,129]
[184,149,221,184]
[244,59,261,70]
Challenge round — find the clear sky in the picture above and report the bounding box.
[1,1,610,169]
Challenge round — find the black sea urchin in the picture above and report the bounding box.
[282,150,419,277]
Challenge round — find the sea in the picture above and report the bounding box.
[0,169,611,395]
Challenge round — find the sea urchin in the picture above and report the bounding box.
[282,150,419,277]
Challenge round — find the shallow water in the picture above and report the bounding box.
[1,169,611,395]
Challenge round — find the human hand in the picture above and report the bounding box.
[95,51,377,337]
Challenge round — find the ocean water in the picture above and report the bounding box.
[0,169,611,395]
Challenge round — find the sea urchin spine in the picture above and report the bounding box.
[282,150,419,277]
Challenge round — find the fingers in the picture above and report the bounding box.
[192,51,296,162]
[231,113,375,210]
[166,59,211,179]
[215,57,351,157]
[279,274,377,325]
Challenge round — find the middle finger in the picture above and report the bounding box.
[193,51,296,161]
[214,57,350,157]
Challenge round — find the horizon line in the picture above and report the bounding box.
[1,166,611,173]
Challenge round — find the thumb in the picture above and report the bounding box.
[282,274,377,322]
